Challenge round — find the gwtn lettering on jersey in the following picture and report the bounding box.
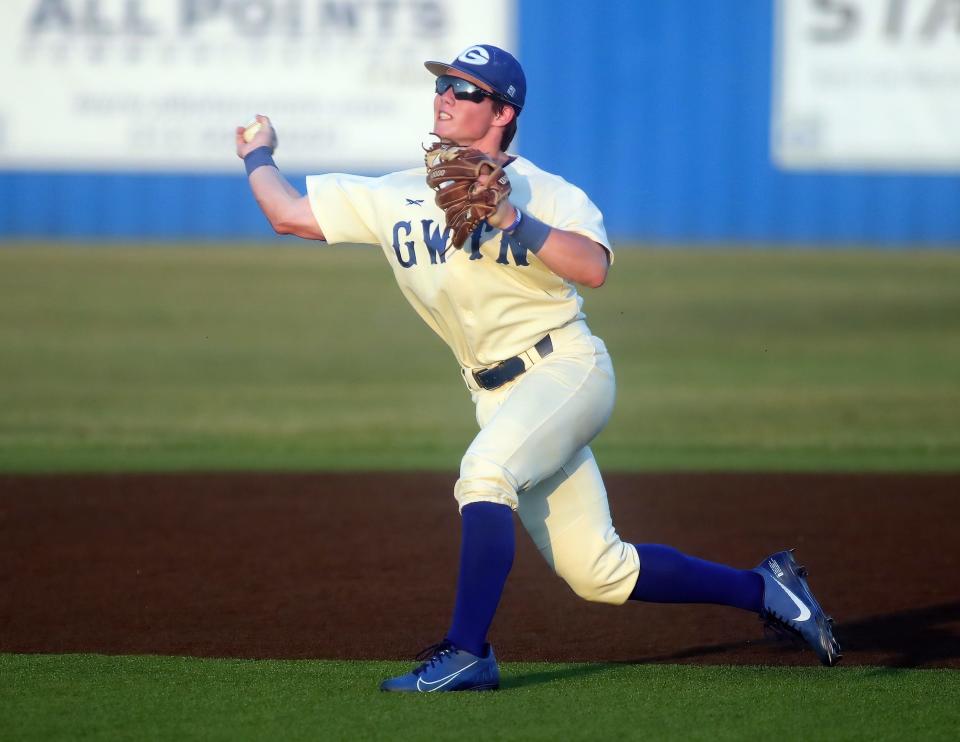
[391,220,530,268]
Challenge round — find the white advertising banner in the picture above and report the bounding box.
[0,0,515,172]
[773,0,960,171]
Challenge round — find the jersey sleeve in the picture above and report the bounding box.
[548,182,613,260]
[305,173,381,246]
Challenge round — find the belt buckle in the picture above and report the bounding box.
[472,367,498,391]
[534,334,554,358]
[471,335,554,391]
[473,356,525,391]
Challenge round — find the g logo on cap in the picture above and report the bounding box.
[457,46,490,65]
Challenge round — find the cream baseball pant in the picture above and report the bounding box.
[455,322,641,605]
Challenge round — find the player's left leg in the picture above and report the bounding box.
[628,545,762,611]
[517,440,761,609]
[521,453,840,665]
[517,445,640,604]
[631,544,840,664]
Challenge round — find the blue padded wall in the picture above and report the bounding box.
[2,0,958,244]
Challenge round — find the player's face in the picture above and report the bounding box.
[433,74,498,146]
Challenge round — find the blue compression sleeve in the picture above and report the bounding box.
[629,544,763,613]
[446,502,515,657]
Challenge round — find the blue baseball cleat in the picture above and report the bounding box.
[753,549,842,667]
[380,641,500,693]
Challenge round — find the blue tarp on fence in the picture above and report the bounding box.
[2,0,958,244]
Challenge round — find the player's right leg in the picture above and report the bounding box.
[384,327,620,691]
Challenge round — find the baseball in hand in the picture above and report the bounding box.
[242,120,263,143]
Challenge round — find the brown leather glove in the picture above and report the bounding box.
[424,139,512,248]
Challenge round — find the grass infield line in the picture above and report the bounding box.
[2,654,959,741]
[1,246,958,473]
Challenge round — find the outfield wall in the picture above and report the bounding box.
[1,0,958,245]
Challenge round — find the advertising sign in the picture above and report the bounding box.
[773,0,960,171]
[0,0,514,171]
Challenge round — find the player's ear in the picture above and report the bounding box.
[494,104,516,126]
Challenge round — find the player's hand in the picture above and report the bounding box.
[235,114,278,158]
[474,169,516,230]
[485,198,517,230]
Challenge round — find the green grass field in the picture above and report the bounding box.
[3,654,959,741]
[1,245,958,472]
[3,245,959,740]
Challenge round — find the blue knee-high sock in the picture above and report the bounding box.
[445,502,515,657]
[629,544,763,613]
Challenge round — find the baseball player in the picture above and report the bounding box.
[236,44,841,692]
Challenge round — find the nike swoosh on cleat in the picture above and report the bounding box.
[772,579,812,622]
[415,660,479,692]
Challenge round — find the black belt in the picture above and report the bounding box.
[472,335,554,391]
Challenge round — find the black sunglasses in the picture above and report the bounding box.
[435,74,498,104]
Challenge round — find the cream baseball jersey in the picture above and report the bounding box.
[305,156,611,369]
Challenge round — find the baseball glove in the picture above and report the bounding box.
[424,139,512,248]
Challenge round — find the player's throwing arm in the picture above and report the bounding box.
[235,115,324,240]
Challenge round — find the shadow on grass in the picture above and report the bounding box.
[502,662,618,690]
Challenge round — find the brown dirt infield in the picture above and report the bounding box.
[1,472,958,668]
